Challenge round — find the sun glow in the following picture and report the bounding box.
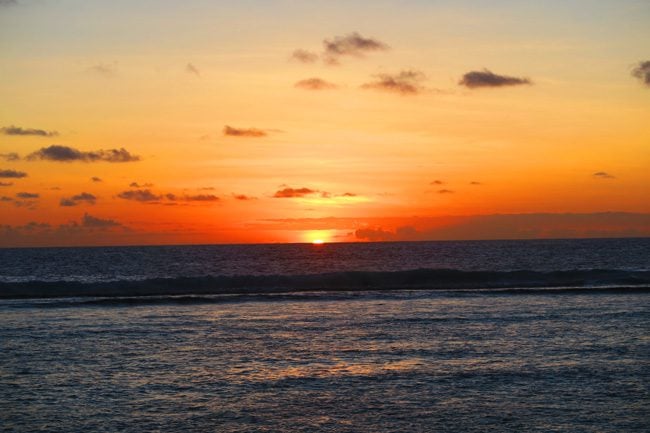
[312,239,325,245]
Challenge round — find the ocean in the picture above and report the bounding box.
[1,238,649,432]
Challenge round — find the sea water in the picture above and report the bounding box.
[1,238,649,431]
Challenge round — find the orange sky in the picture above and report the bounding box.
[1,1,649,247]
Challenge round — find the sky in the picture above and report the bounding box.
[1,0,649,247]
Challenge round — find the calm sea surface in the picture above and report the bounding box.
[1,239,649,431]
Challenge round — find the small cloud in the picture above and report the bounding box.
[294,77,338,90]
[233,194,255,201]
[631,61,650,87]
[0,169,27,178]
[0,153,20,161]
[16,192,39,199]
[91,176,102,182]
[273,187,318,198]
[129,182,153,188]
[0,182,13,187]
[340,192,357,197]
[361,70,427,95]
[593,171,615,179]
[223,125,268,137]
[323,32,389,64]
[470,181,482,185]
[438,189,454,194]
[0,196,12,201]
[183,194,219,202]
[117,189,161,202]
[199,186,216,191]
[459,69,531,88]
[88,62,117,77]
[27,145,140,163]
[186,62,200,77]
[60,192,97,207]
[291,49,319,64]
[1,125,58,137]
[82,213,122,228]
[430,180,444,185]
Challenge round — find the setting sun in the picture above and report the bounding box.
[312,239,325,245]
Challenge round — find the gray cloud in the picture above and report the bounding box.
[1,125,58,137]
[361,70,427,95]
[233,194,255,201]
[295,77,338,90]
[430,180,444,185]
[186,63,200,77]
[88,62,117,77]
[82,213,121,228]
[60,192,97,207]
[223,125,268,137]
[16,192,39,199]
[27,145,140,162]
[91,176,102,182]
[0,182,13,187]
[438,189,454,194]
[291,49,319,63]
[0,153,20,161]
[129,182,153,188]
[593,171,615,179]
[183,194,219,202]
[631,61,650,87]
[323,32,389,64]
[117,189,161,202]
[470,181,482,185]
[273,187,318,198]
[459,69,531,88]
[0,196,12,201]
[0,169,27,178]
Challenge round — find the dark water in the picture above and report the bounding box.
[1,239,649,431]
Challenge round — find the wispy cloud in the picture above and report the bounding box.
[459,69,531,88]
[117,189,161,202]
[1,125,58,137]
[0,169,27,178]
[361,70,427,95]
[291,49,319,64]
[16,192,39,199]
[273,187,318,198]
[470,181,483,185]
[129,182,153,188]
[0,153,20,161]
[593,171,615,179]
[186,62,200,77]
[294,77,338,90]
[91,176,102,182]
[632,61,650,87]
[88,62,117,77]
[232,194,255,201]
[223,126,268,137]
[430,180,444,185]
[0,182,13,187]
[27,145,140,163]
[60,192,97,207]
[437,189,454,194]
[323,32,389,64]
[81,213,122,228]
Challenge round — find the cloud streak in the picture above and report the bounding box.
[459,69,531,88]
[1,125,58,137]
[223,126,268,137]
[291,49,319,63]
[361,70,427,95]
[186,62,200,77]
[1,153,20,161]
[0,169,27,178]
[60,192,97,207]
[323,32,388,64]
[593,171,615,179]
[294,77,338,90]
[27,145,140,163]
[273,187,318,198]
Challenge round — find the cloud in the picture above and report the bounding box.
[184,194,219,202]
[117,189,161,202]
[459,69,531,88]
[470,181,482,185]
[0,169,27,178]
[631,61,650,87]
[438,189,454,194]
[0,196,12,201]
[0,0,18,6]
[291,49,319,63]
[0,153,20,161]
[273,187,318,198]
[27,145,140,162]
[323,32,389,64]
[223,125,268,137]
[361,70,427,95]
[294,77,338,90]
[81,213,121,228]
[129,182,153,188]
[60,192,97,207]
[16,192,39,199]
[430,180,444,185]
[186,62,200,77]
[1,125,58,137]
[340,192,357,197]
[88,62,117,77]
[593,171,615,179]
[0,182,13,187]
[233,194,255,201]
[91,176,102,182]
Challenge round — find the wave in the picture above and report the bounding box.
[1,268,649,300]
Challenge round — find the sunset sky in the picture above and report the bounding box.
[1,0,649,247]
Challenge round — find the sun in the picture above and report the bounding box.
[312,239,325,245]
